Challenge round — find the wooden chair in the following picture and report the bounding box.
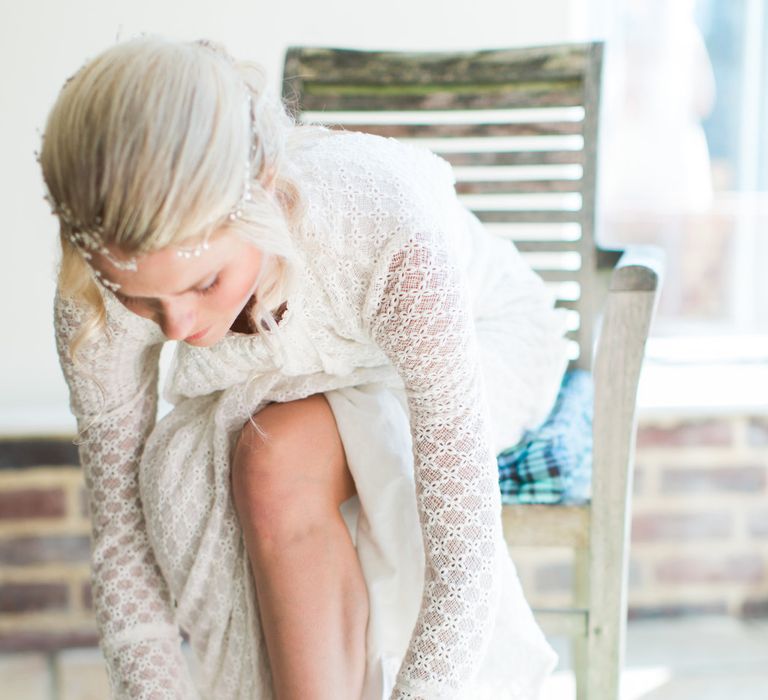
[282,43,663,700]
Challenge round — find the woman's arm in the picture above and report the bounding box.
[364,230,504,699]
[54,290,197,699]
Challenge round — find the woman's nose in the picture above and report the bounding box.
[158,300,197,340]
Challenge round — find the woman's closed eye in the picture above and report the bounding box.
[115,273,222,305]
[198,274,221,295]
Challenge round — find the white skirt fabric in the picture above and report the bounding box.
[140,375,559,699]
[326,382,559,699]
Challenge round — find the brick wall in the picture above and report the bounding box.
[1,415,767,652]
[0,440,97,652]
[629,415,768,617]
[511,414,768,619]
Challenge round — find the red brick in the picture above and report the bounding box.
[0,488,66,519]
[0,535,91,565]
[655,555,765,584]
[747,418,768,446]
[661,466,767,494]
[0,583,68,613]
[631,511,732,541]
[0,629,98,652]
[0,439,79,468]
[748,509,768,538]
[637,419,733,449]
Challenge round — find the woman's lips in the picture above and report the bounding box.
[185,326,211,341]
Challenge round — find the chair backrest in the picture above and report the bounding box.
[283,43,604,369]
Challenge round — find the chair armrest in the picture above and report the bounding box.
[592,245,664,319]
[593,243,665,459]
[610,245,665,293]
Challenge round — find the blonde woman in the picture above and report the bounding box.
[40,36,568,700]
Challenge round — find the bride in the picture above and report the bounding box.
[39,35,568,699]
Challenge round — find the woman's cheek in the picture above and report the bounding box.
[215,274,258,318]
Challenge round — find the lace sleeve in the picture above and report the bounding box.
[364,232,504,699]
[54,290,197,699]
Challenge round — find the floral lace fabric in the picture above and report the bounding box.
[54,131,567,699]
[55,291,196,698]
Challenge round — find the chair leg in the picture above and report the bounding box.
[586,607,624,700]
[572,636,588,700]
[584,481,632,700]
[572,547,590,699]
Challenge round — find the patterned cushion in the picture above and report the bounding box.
[497,370,593,505]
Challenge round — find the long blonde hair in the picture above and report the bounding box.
[40,36,321,358]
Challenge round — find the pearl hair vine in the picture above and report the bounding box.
[38,89,258,292]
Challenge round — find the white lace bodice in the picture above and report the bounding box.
[55,131,568,699]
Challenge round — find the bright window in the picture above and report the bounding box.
[595,0,768,342]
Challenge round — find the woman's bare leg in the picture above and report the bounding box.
[231,394,368,700]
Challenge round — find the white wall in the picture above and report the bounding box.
[0,0,580,434]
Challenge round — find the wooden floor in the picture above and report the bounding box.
[1,615,766,699]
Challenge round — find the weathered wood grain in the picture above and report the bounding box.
[320,121,583,138]
[586,247,664,698]
[440,150,583,167]
[455,180,583,194]
[298,83,584,111]
[512,239,581,252]
[284,45,593,86]
[502,504,590,546]
[473,210,581,224]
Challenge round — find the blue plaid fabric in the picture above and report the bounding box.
[496,370,593,505]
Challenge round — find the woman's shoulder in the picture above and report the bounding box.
[286,130,472,329]
[290,129,461,257]
[295,128,455,201]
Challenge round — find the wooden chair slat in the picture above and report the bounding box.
[456,180,582,194]
[438,150,583,167]
[514,240,581,253]
[565,329,582,343]
[317,121,583,138]
[298,87,584,112]
[474,210,581,224]
[538,269,585,283]
[502,503,590,546]
[284,45,593,85]
[534,608,590,637]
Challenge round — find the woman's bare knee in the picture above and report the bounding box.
[230,394,355,544]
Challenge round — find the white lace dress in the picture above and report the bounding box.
[54,131,570,700]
